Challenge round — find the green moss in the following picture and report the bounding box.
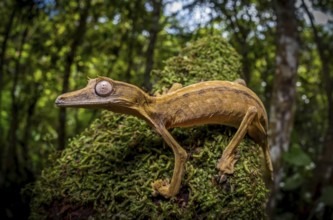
[27,36,269,219]
[152,36,241,91]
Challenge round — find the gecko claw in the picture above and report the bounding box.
[215,170,230,183]
[216,150,240,184]
[218,173,228,183]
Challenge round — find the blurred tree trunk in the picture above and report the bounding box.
[302,0,333,213]
[0,6,16,138]
[107,41,124,76]
[0,0,14,186]
[22,82,42,153]
[143,0,162,91]
[6,13,30,182]
[125,0,142,82]
[269,0,299,213]
[217,1,252,84]
[230,3,251,84]
[125,35,135,82]
[58,0,90,150]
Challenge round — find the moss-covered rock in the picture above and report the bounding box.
[28,36,269,219]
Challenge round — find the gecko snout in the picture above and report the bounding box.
[55,96,65,106]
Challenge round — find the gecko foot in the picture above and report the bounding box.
[216,151,240,183]
[151,179,172,198]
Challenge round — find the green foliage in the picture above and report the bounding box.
[283,146,312,167]
[281,145,313,191]
[27,37,269,219]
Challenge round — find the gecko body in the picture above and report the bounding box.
[56,77,273,198]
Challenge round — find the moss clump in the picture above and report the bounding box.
[152,36,241,91]
[28,36,269,219]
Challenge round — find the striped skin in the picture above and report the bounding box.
[150,81,268,144]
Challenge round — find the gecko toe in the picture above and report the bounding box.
[218,173,228,183]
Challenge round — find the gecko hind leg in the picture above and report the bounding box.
[216,106,257,182]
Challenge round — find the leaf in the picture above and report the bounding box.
[320,186,333,206]
[283,146,312,167]
[283,173,303,190]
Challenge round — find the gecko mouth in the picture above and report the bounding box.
[55,97,109,108]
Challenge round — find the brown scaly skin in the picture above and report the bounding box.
[55,77,273,198]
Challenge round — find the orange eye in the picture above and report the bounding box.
[95,80,112,97]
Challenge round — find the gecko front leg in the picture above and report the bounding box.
[216,106,258,182]
[151,125,188,198]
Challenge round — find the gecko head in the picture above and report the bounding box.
[55,77,147,110]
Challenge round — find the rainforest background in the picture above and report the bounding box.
[0,0,332,219]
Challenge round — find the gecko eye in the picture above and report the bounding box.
[95,80,113,97]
